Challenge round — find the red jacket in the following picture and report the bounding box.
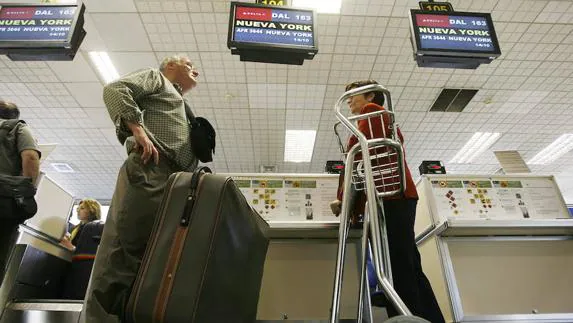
[337,103,417,217]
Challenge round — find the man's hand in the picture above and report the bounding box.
[128,123,159,165]
[330,199,342,216]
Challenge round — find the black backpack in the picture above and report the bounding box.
[0,119,37,222]
[183,100,216,163]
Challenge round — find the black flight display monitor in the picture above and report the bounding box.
[227,2,318,65]
[409,10,501,69]
[0,3,86,61]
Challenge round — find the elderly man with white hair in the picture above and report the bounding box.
[83,54,200,322]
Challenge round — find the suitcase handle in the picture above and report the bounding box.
[181,166,213,226]
[191,166,212,191]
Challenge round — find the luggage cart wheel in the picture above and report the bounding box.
[384,315,431,323]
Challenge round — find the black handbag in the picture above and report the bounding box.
[183,100,216,163]
[0,174,37,222]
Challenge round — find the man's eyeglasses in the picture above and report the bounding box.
[183,63,195,71]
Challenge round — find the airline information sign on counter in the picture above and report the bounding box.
[429,177,569,220]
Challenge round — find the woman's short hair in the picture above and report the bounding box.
[78,198,102,222]
[345,80,385,106]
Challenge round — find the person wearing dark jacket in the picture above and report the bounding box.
[60,199,102,251]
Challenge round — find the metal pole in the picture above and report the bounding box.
[329,144,360,323]
[356,204,370,322]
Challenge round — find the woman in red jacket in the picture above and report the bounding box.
[330,80,444,323]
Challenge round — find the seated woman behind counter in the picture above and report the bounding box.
[60,199,102,251]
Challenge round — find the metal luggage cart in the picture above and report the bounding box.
[330,84,426,323]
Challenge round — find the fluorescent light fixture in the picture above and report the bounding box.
[450,132,501,164]
[88,51,119,84]
[292,0,342,14]
[284,130,316,163]
[528,134,573,165]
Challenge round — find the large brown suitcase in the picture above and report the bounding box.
[125,167,269,323]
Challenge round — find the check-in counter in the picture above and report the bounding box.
[257,221,362,321]
[0,173,74,319]
[414,174,573,323]
[14,173,74,264]
[0,240,72,320]
[220,173,363,320]
[23,173,74,242]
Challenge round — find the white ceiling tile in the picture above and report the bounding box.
[7,62,59,83]
[64,83,105,108]
[142,13,198,52]
[244,62,288,84]
[199,52,245,83]
[285,109,321,129]
[328,54,375,84]
[286,84,327,109]
[48,54,100,83]
[83,108,114,128]
[289,54,332,84]
[84,0,137,12]
[135,0,188,12]
[248,83,287,109]
[190,13,228,52]
[90,13,152,51]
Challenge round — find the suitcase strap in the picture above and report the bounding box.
[180,166,212,226]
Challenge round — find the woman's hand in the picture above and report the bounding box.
[330,199,342,216]
[60,235,75,251]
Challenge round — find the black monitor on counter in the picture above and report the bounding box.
[409,9,501,69]
[325,160,344,174]
[0,3,86,61]
[227,1,318,65]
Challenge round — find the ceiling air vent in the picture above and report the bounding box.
[430,88,478,112]
[51,163,75,173]
[260,165,277,173]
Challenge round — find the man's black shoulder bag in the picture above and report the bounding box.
[183,100,216,163]
[0,120,37,222]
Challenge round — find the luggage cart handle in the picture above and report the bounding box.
[334,84,394,115]
[333,122,346,154]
